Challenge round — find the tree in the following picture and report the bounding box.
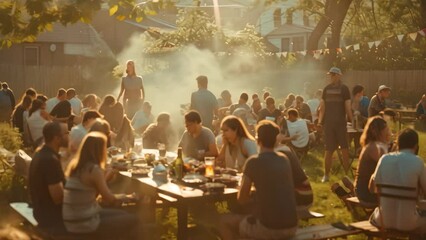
[0,0,167,47]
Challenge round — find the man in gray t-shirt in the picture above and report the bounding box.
[179,110,218,160]
[190,75,218,130]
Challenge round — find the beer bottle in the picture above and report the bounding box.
[175,147,184,180]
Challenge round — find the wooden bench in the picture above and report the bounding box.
[9,202,95,240]
[238,223,362,240]
[292,224,362,240]
[350,220,414,240]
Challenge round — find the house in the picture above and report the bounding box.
[0,22,116,96]
[257,0,329,52]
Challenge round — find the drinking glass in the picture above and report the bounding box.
[204,157,215,177]
[158,143,166,158]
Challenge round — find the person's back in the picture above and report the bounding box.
[370,128,426,232]
[245,151,297,229]
[29,146,64,228]
[191,89,217,129]
[190,76,218,130]
[371,151,425,230]
[286,118,309,148]
[0,89,12,122]
[28,122,67,231]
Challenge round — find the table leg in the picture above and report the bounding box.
[177,203,188,240]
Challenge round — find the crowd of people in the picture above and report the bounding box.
[1,62,426,239]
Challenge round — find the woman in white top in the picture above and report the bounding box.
[63,132,138,239]
[117,60,145,119]
[217,116,257,171]
[26,99,51,145]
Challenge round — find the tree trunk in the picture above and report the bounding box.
[306,0,353,65]
[326,0,352,65]
[420,0,426,29]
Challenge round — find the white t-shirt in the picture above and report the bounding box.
[286,119,309,148]
[69,124,88,153]
[69,97,83,116]
[370,150,426,231]
[306,98,320,122]
[27,110,49,142]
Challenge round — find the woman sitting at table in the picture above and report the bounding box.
[63,132,138,239]
[354,116,391,205]
[216,116,257,171]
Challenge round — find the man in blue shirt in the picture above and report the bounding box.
[190,75,218,130]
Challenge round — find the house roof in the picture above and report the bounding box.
[37,22,98,44]
[36,22,114,58]
[266,23,315,37]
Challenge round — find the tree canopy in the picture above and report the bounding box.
[0,0,171,47]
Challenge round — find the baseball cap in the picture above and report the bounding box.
[327,67,342,75]
[378,85,391,92]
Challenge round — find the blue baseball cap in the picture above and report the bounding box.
[327,67,342,75]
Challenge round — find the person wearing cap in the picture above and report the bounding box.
[318,67,353,182]
[190,75,218,130]
[368,85,391,117]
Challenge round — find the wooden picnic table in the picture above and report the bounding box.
[117,169,238,240]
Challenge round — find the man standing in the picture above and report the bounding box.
[0,82,13,123]
[179,110,218,160]
[28,122,69,232]
[66,88,83,116]
[190,75,218,130]
[369,128,426,234]
[218,120,298,240]
[368,85,391,117]
[318,67,352,182]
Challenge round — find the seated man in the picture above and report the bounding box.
[218,120,298,240]
[179,110,218,160]
[369,128,426,234]
[295,95,312,122]
[142,113,172,150]
[257,97,282,124]
[131,101,155,134]
[415,94,426,131]
[279,109,310,154]
[275,144,313,214]
[28,122,69,233]
[68,110,102,155]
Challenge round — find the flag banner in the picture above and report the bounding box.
[397,34,404,42]
[374,40,381,47]
[368,42,374,48]
[353,44,360,50]
[418,28,426,37]
[409,32,418,41]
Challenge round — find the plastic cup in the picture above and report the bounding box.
[204,157,215,177]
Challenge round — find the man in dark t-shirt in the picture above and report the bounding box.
[29,122,69,231]
[257,96,282,124]
[318,67,353,182]
[218,120,297,240]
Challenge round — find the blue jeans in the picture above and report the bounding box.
[96,208,139,240]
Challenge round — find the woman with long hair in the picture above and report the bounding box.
[117,60,145,119]
[217,116,257,171]
[354,116,391,205]
[63,132,138,239]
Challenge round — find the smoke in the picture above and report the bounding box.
[114,33,324,140]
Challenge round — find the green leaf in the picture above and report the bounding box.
[109,5,118,16]
[136,16,143,22]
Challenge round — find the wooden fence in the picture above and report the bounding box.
[1,64,425,105]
